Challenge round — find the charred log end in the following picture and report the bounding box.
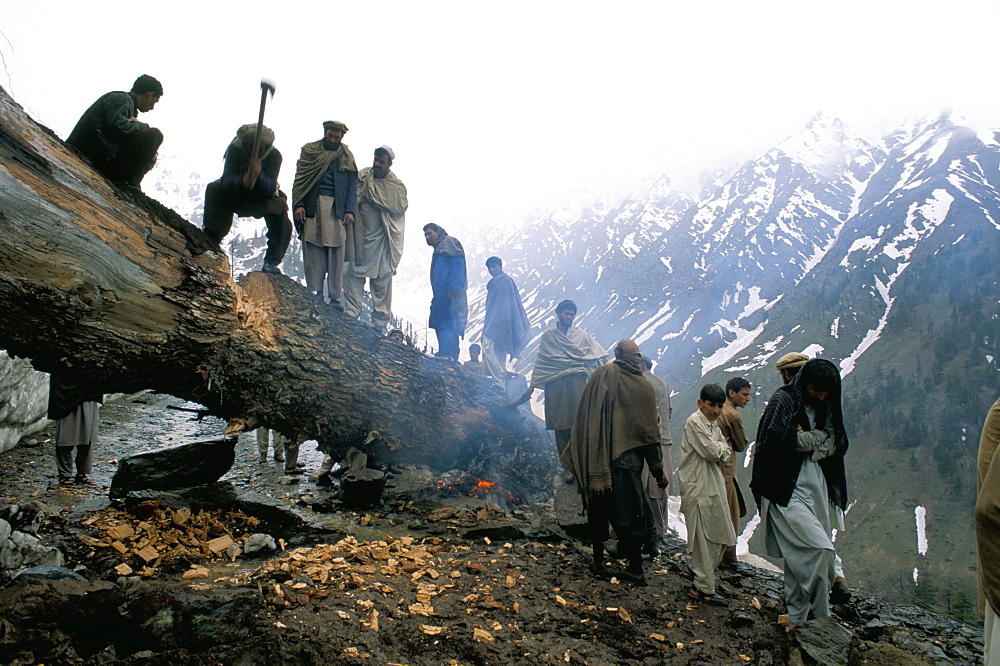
[340,468,387,508]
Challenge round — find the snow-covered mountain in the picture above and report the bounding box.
[457,112,998,618]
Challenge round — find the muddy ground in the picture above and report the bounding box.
[0,394,985,665]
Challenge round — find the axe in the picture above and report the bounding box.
[249,78,276,162]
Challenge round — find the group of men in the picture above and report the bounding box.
[67,75,409,334]
[517,306,854,622]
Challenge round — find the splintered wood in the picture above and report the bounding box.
[73,501,261,576]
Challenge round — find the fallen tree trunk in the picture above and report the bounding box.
[0,86,556,501]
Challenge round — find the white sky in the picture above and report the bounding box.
[3,0,999,233]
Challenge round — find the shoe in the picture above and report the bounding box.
[589,560,612,578]
[284,468,304,475]
[604,542,621,559]
[75,474,95,485]
[258,455,267,463]
[641,541,661,559]
[261,261,282,275]
[59,477,74,486]
[274,454,285,462]
[330,299,345,312]
[683,566,695,580]
[719,561,752,575]
[830,577,851,605]
[615,570,647,586]
[688,587,727,606]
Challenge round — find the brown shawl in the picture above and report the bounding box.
[291,139,357,206]
[560,358,660,507]
[976,396,1000,616]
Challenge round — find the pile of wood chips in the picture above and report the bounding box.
[75,501,262,577]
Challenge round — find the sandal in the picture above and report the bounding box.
[59,477,74,486]
[75,474,95,485]
[688,587,727,606]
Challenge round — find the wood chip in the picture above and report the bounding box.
[136,545,159,563]
[369,609,379,632]
[107,524,134,540]
[617,607,633,623]
[472,628,495,645]
[777,614,790,625]
[207,535,234,553]
[110,540,128,555]
[650,633,666,642]
[114,563,133,575]
[172,508,191,525]
[182,567,209,579]
[750,597,762,611]
[420,625,446,635]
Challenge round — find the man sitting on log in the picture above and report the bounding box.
[201,124,292,275]
[561,339,666,585]
[66,74,163,191]
[292,121,358,310]
[517,300,606,459]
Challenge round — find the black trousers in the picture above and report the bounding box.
[99,127,163,186]
[202,181,292,265]
[588,467,649,571]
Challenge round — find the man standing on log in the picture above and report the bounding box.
[66,74,163,191]
[517,300,606,458]
[481,256,531,388]
[561,339,666,584]
[47,372,103,486]
[716,376,751,574]
[202,124,292,275]
[344,146,408,332]
[292,121,358,310]
[423,223,467,360]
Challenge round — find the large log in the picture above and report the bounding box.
[0,86,556,501]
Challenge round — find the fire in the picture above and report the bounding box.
[473,480,497,489]
[434,473,515,502]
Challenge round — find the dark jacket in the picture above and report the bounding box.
[219,143,281,200]
[296,162,357,221]
[67,91,148,162]
[428,235,468,335]
[47,372,103,421]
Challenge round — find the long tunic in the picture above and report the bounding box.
[483,272,530,358]
[348,167,407,278]
[530,325,607,431]
[678,410,735,547]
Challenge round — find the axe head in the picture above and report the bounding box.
[261,78,276,98]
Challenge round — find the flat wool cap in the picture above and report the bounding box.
[775,352,810,371]
[322,120,349,133]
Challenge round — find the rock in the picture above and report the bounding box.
[882,628,951,665]
[278,475,301,485]
[109,437,236,499]
[795,616,853,666]
[242,533,277,557]
[9,565,86,585]
[0,503,44,534]
[0,518,10,543]
[0,537,24,571]
[225,545,242,559]
[848,640,933,666]
[10,530,64,568]
[123,481,240,511]
[729,610,755,628]
[553,473,587,528]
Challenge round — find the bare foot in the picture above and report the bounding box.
[785,622,799,633]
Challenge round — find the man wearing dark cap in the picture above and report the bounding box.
[202,124,292,275]
[67,74,163,190]
[344,146,407,331]
[292,121,358,310]
[517,300,606,458]
[562,339,667,584]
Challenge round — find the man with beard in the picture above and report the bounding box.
[716,376,752,574]
[751,359,849,631]
[481,256,531,387]
[516,300,607,458]
[202,124,292,275]
[561,339,667,584]
[292,121,358,310]
[422,223,467,360]
[67,74,163,190]
[344,146,408,332]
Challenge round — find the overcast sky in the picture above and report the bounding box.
[3,0,998,234]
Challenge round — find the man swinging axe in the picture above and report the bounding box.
[202,79,292,275]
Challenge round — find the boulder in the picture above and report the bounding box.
[122,481,240,511]
[9,565,87,585]
[0,517,10,543]
[110,437,236,499]
[795,616,853,666]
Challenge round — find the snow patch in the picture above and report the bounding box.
[801,343,825,358]
[830,317,840,338]
[701,321,767,376]
[915,506,928,556]
[913,568,919,583]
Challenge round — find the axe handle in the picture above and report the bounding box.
[249,86,269,164]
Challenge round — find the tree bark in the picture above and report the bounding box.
[0,86,556,501]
